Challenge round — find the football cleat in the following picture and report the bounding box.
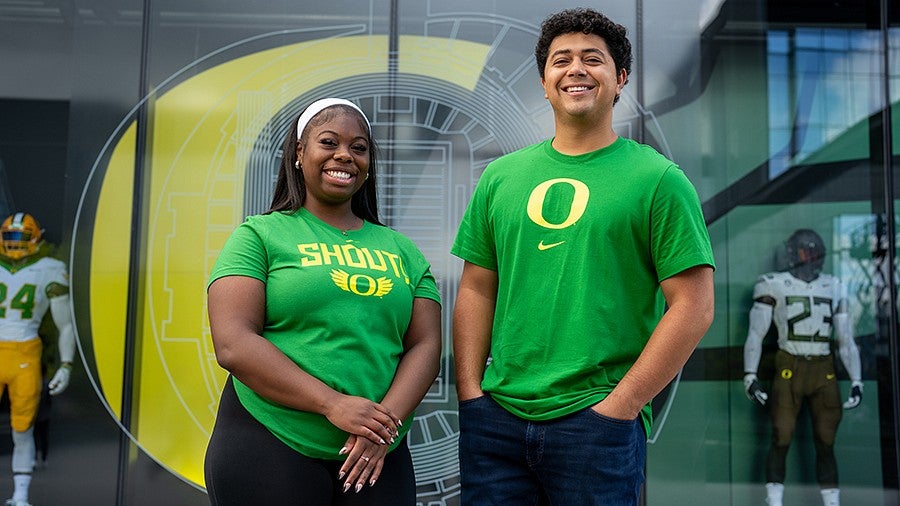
[0,212,43,260]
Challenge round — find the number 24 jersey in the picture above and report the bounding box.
[0,256,69,342]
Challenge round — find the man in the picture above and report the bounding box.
[0,212,75,506]
[743,229,862,506]
[451,8,715,504]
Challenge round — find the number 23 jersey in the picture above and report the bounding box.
[753,271,844,357]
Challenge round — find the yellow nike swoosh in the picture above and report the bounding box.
[537,240,566,251]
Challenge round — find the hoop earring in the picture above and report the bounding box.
[294,160,300,169]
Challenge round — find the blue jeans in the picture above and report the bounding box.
[458,395,646,505]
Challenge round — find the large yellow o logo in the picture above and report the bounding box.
[85,33,492,488]
[526,178,589,229]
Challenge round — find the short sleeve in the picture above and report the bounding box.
[451,173,498,270]
[650,166,715,281]
[208,218,269,287]
[413,267,441,304]
[752,274,774,301]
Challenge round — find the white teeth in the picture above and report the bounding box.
[567,86,589,92]
[325,170,351,180]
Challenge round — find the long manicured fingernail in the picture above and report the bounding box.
[397,419,403,426]
[379,438,386,445]
[338,446,348,455]
[343,482,351,493]
[370,478,377,487]
[355,483,363,493]
[390,437,395,444]
[338,471,345,480]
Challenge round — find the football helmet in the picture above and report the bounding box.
[785,228,826,275]
[0,212,43,260]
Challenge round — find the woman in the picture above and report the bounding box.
[204,98,442,505]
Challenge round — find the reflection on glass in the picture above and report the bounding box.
[768,28,881,178]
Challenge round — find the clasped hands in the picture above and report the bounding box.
[324,394,401,494]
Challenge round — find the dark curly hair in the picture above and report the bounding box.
[535,8,633,88]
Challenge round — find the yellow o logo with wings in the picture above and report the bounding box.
[330,269,394,297]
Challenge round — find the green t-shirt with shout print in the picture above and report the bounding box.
[210,208,440,459]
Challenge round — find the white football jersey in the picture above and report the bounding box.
[0,256,69,342]
[752,271,844,357]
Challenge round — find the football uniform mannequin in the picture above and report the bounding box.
[0,213,76,506]
[743,229,862,506]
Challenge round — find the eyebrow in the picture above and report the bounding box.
[316,129,368,142]
[550,47,605,59]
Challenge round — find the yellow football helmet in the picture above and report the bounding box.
[1,212,43,260]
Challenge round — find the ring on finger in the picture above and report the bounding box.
[361,456,370,462]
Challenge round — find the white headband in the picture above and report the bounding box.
[295,98,370,140]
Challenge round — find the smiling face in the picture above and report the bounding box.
[541,32,626,125]
[296,108,370,211]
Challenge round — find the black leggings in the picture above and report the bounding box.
[204,377,416,505]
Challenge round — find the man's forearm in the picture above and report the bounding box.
[452,262,498,401]
[600,266,714,420]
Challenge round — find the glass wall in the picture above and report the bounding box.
[0,1,897,504]
[644,2,898,505]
